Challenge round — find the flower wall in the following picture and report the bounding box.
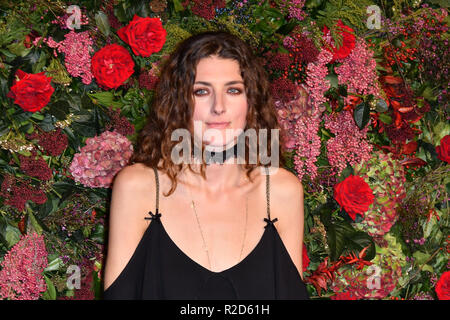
[0,0,448,300]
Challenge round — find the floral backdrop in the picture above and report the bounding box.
[0,0,448,300]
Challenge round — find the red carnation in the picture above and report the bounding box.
[436,135,450,164]
[117,15,166,57]
[436,271,450,300]
[322,19,356,62]
[334,175,375,221]
[7,70,54,112]
[91,43,135,90]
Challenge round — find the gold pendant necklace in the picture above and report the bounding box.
[186,184,249,272]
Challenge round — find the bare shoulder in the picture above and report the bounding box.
[103,162,157,291]
[265,166,305,231]
[113,162,156,190]
[265,166,306,279]
[267,166,304,201]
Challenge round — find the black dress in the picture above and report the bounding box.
[103,167,309,300]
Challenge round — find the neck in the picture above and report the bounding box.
[179,159,247,197]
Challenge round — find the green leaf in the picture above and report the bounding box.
[88,91,124,109]
[375,99,388,112]
[354,102,370,129]
[42,275,57,300]
[276,21,298,35]
[7,41,31,57]
[44,257,63,272]
[72,122,96,137]
[5,225,21,248]
[48,100,70,121]
[422,264,434,273]
[91,224,105,244]
[325,73,338,88]
[345,231,376,261]
[378,113,392,124]
[172,0,185,11]
[413,251,431,265]
[32,51,48,74]
[38,114,56,132]
[95,11,111,37]
[28,211,43,235]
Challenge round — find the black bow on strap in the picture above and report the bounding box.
[145,209,161,221]
[264,217,278,228]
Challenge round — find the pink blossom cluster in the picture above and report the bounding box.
[0,232,48,300]
[335,39,381,104]
[69,130,134,188]
[293,112,322,181]
[34,31,94,84]
[274,83,310,150]
[323,110,373,176]
[305,49,333,113]
[276,0,306,21]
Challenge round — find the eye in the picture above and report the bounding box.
[194,88,208,96]
[228,88,243,95]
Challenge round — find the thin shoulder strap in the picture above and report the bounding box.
[264,166,278,226]
[266,166,271,220]
[153,166,159,212]
[145,167,161,221]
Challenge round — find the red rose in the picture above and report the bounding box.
[322,19,356,62]
[436,135,450,164]
[436,271,450,300]
[91,43,135,90]
[302,242,310,273]
[334,175,375,221]
[117,15,166,57]
[7,69,54,112]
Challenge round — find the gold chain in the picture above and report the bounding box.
[186,184,248,272]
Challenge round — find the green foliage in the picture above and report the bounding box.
[316,0,374,35]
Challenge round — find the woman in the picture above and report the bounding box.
[103,31,309,299]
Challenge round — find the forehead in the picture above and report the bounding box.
[195,56,242,80]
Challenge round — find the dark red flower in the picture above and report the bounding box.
[436,135,450,164]
[19,152,52,181]
[436,271,450,300]
[117,15,166,58]
[322,20,356,62]
[302,242,310,272]
[334,175,375,221]
[7,70,54,112]
[331,291,359,300]
[27,128,68,157]
[91,44,135,90]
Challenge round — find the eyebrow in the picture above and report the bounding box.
[194,81,244,86]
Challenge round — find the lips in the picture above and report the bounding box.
[206,122,230,129]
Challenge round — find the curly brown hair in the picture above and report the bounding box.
[130,30,287,196]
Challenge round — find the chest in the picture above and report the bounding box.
[154,173,272,273]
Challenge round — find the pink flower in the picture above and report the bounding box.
[43,31,94,84]
[293,112,322,181]
[323,110,373,176]
[335,39,381,104]
[0,232,48,300]
[274,83,310,151]
[305,49,333,113]
[69,130,134,188]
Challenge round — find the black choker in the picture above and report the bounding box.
[193,143,239,165]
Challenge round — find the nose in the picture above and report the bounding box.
[212,92,225,115]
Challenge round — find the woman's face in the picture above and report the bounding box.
[191,55,248,149]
